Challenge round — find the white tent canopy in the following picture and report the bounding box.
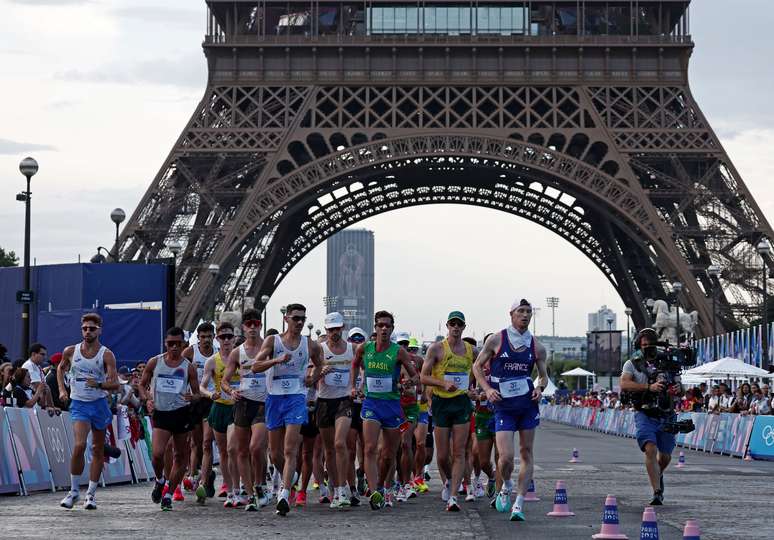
[684,357,772,379]
[537,377,558,397]
[561,367,596,377]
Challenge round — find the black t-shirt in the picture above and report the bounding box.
[46,370,68,411]
[12,384,32,408]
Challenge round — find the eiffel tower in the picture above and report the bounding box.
[117,0,772,334]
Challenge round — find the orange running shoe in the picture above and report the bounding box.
[173,486,185,502]
[294,490,306,507]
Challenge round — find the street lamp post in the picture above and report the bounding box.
[606,315,614,390]
[110,208,126,261]
[18,157,38,358]
[167,240,182,327]
[546,297,559,367]
[672,281,683,345]
[207,264,220,321]
[315,329,322,339]
[260,294,270,334]
[757,240,771,371]
[237,282,248,312]
[307,322,314,337]
[707,264,722,361]
[280,305,287,332]
[624,307,632,359]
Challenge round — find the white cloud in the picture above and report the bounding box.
[0,138,56,154]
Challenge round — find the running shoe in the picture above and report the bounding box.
[339,492,351,507]
[474,480,485,499]
[205,470,216,498]
[195,484,207,505]
[495,490,510,513]
[161,495,173,511]
[350,494,361,507]
[659,473,665,497]
[465,483,476,502]
[218,484,229,498]
[486,479,496,499]
[423,466,431,481]
[369,490,384,510]
[151,480,165,504]
[295,490,307,507]
[60,491,80,509]
[244,495,257,512]
[329,493,342,509]
[458,482,466,495]
[183,476,194,492]
[235,494,248,507]
[276,496,290,516]
[256,487,269,508]
[161,483,169,498]
[313,481,319,490]
[510,502,526,522]
[84,494,97,510]
[384,490,394,508]
[395,485,407,503]
[319,487,330,505]
[441,481,450,502]
[405,483,417,499]
[649,490,664,506]
[356,472,367,496]
[223,494,237,508]
[446,495,460,512]
[172,486,185,502]
[490,497,497,509]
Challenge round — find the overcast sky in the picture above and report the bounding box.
[0,1,772,339]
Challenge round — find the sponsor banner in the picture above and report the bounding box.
[5,407,53,493]
[36,410,71,489]
[748,416,774,460]
[103,415,133,485]
[0,407,22,494]
[727,415,755,458]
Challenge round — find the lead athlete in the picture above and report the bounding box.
[58,313,119,510]
[473,299,548,522]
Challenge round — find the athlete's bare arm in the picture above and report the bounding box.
[305,340,324,387]
[185,361,201,401]
[473,333,502,402]
[420,342,455,392]
[181,345,195,361]
[222,348,242,398]
[349,343,365,399]
[57,346,74,404]
[98,349,120,392]
[532,339,549,402]
[200,356,220,399]
[138,356,158,403]
[397,347,418,383]
[252,335,290,373]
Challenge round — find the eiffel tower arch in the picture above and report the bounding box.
[117,1,773,333]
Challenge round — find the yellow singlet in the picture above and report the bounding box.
[213,352,240,405]
[431,339,474,399]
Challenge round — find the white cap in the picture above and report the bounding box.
[395,331,411,343]
[324,312,345,329]
[348,327,366,339]
[510,298,532,312]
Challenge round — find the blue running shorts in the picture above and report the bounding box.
[70,398,112,431]
[493,403,540,433]
[360,398,404,429]
[265,394,308,431]
[634,412,677,454]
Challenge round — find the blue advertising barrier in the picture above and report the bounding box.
[541,405,761,459]
[5,407,54,493]
[747,416,774,460]
[0,407,22,494]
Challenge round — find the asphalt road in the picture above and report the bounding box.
[1,421,771,539]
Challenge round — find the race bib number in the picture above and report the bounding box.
[240,374,266,393]
[324,369,350,388]
[367,376,393,393]
[272,375,301,395]
[499,377,530,399]
[444,372,469,390]
[157,375,185,394]
[73,377,101,397]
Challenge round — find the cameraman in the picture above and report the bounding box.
[620,328,682,506]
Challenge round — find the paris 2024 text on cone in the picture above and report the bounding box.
[546,480,575,517]
[592,495,629,539]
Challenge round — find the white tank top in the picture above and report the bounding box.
[69,344,107,402]
[237,343,267,402]
[268,335,310,397]
[152,355,190,411]
[317,341,353,400]
[193,344,216,392]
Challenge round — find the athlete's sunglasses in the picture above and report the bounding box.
[447,320,465,328]
[165,340,184,348]
[349,335,365,343]
[243,320,261,328]
[289,315,307,322]
[217,333,235,340]
[375,323,392,329]
[81,326,100,332]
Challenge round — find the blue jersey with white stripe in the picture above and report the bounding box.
[490,329,536,411]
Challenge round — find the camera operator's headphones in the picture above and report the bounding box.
[633,328,658,351]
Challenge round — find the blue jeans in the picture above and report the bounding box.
[634,411,676,454]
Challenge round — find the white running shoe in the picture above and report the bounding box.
[395,485,407,503]
[384,489,394,508]
[474,480,485,499]
[60,491,79,509]
[441,481,450,502]
[446,495,460,512]
[404,483,417,499]
[83,493,97,510]
[465,483,476,502]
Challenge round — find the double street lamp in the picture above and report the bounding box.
[606,315,614,390]
[110,208,126,260]
[18,157,38,358]
[757,239,771,371]
[624,307,632,358]
[260,294,270,334]
[707,264,722,361]
[672,281,683,345]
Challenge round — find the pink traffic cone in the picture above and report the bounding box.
[682,519,700,540]
[569,447,581,463]
[546,480,575,517]
[592,495,629,539]
[525,479,540,502]
[640,506,659,540]
[676,451,685,468]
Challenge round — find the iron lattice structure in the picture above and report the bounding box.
[117,0,773,332]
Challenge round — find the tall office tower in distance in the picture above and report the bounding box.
[326,229,374,333]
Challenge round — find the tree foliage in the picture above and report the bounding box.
[0,247,19,267]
